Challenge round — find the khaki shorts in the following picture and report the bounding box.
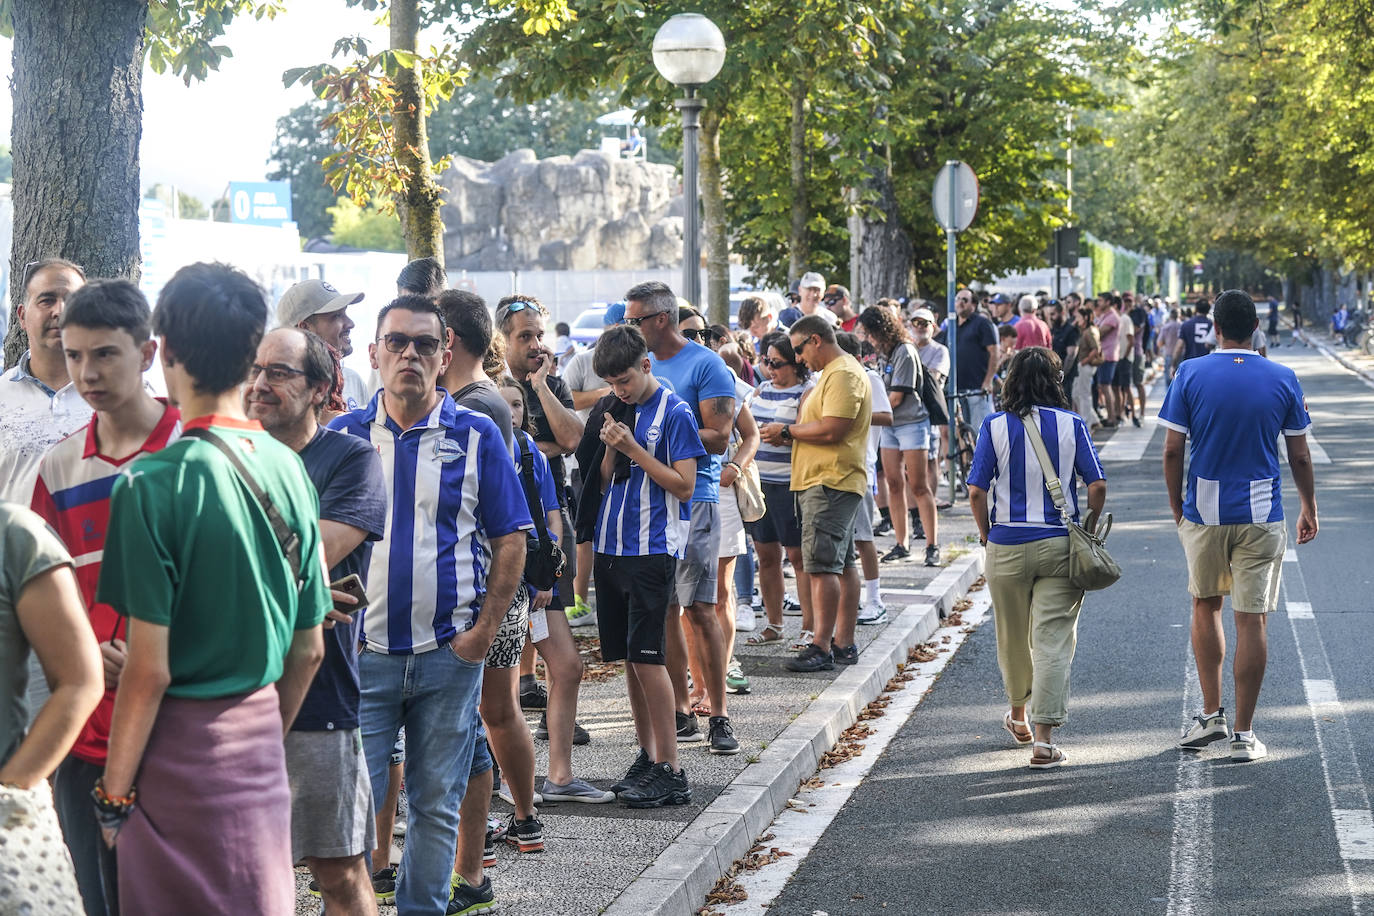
[797,485,861,575]
[1177,518,1286,613]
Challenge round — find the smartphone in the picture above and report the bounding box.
[330,573,369,612]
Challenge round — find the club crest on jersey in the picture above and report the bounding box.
[645,425,662,447]
[434,438,465,463]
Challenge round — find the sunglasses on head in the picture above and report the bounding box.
[23,259,85,289]
[380,332,442,357]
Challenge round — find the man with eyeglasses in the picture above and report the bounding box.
[933,289,999,436]
[276,278,371,411]
[0,257,90,504]
[329,295,532,913]
[624,281,741,754]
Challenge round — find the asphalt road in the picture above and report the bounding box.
[770,343,1374,915]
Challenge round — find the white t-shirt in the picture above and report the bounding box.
[864,368,891,489]
[342,366,371,412]
[0,354,93,504]
[561,347,602,423]
[917,340,951,382]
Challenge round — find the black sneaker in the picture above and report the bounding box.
[1132,414,1142,428]
[502,813,544,853]
[621,762,692,808]
[482,825,497,867]
[787,643,835,672]
[874,516,893,536]
[924,545,941,567]
[832,643,859,666]
[518,680,548,710]
[676,710,704,743]
[534,713,591,745]
[708,716,741,755]
[881,544,910,563]
[447,873,497,915]
[611,748,654,795]
[372,866,398,905]
[911,512,925,540]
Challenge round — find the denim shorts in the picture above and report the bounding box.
[1095,361,1117,385]
[879,419,933,452]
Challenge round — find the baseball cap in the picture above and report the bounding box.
[911,307,936,323]
[799,272,825,290]
[277,279,364,328]
[989,293,1009,305]
[603,302,626,326]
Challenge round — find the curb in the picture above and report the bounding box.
[603,548,987,916]
[1304,333,1374,385]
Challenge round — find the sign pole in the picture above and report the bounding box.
[944,163,959,507]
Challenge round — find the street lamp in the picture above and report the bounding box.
[652,13,725,310]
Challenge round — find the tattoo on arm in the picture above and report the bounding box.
[710,396,734,419]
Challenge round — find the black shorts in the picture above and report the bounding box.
[1112,358,1133,388]
[748,481,802,548]
[593,553,676,665]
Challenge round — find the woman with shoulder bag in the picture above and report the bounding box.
[966,348,1107,769]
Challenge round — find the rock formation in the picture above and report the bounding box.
[439,148,689,271]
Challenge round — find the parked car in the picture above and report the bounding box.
[569,304,608,346]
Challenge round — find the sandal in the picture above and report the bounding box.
[1028,741,1066,769]
[747,623,785,646]
[690,699,713,717]
[1002,711,1033,746]
[789,629,815,652]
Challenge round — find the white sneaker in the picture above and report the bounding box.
[734,603,755,632]
[782,594,803,616]
[1179,708,1229,749]
[1230,732,1268,762]
[498,784,543,807]
[857,602,889,625]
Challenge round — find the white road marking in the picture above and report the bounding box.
[721,592,993,916]
[1281,432,1331,465]
[1284,548,1299,563]
[1287,601,1314,619]
[1284,561,1374,909]
[1099,377,1166,463]
[1166,647,1214,916]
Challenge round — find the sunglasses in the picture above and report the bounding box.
[626,311,666,328]
[380,332,442,357]
[913,319,932,327]
[793,334,818,354]
[250,363,308,385]
[23,259,85,289]
[761,357,792,370]
[683,327,720,344]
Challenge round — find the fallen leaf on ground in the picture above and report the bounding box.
[704,874,747,906]
[967,576,986,591]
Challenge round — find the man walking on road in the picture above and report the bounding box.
[1160,289,1318,762]
[760,316,872,671]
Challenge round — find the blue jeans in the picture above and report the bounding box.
[960,392,994,439]
[360,646,485,914]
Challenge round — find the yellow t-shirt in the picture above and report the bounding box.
[790,353,872,494]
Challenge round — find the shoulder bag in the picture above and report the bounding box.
[516,432,566,591]
[181,427,303,588]
[1015,412,1120,591]
[733,453,766,523]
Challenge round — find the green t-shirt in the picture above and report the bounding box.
[0,502,73,767]
[96,417,331,700]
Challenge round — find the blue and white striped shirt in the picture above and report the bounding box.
[967,407,1105,545]
[748,380,812,484]
[329,391,533,654]
[595,386,706,558]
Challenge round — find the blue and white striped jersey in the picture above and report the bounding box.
[968,407,1105,545]
[329,390,533,654]
[1158,349,1310,525]
[748,380,812,484]
[595,386,706,558]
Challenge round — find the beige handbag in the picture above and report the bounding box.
[1017,413,1121,591]
[733,457,766,523]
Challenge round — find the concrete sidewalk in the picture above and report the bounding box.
[294,505,986,915]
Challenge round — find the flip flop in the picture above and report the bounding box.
[1003,711,1033,746]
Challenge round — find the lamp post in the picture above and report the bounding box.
[652,13,725,309]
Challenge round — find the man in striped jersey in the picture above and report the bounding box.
[329,295,532,914]
[30,279,180,916]
[591,326,705,807]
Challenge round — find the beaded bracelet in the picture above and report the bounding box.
[92,779,137,812]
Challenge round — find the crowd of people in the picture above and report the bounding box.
[0,254,1318,915]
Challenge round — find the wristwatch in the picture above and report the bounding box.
[780,424,793,443]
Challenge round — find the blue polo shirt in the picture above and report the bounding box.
[650,341,736,504]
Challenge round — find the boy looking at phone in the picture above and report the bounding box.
[246,326,389,912]
[590,326,706,808]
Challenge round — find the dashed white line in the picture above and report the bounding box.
[1287,601,1314,619]
[1166,647,1214,916]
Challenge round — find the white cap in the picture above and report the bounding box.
[799,271,825,290]
[277,279,364,328]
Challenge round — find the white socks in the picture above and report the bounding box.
[865,578,881,605]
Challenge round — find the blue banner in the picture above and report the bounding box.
[228,180,293,226]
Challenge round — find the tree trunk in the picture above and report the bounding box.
[700,107,730,326]
[4,0,146,368]
[856,146,914,305]
[787,76,808,286]
[390,0,444,265]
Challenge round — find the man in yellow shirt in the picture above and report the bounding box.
[759,315,871,671]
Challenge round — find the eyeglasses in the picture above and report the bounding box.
[380,332,442,357]
[625,311,666,328]
[250,363,308,385]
